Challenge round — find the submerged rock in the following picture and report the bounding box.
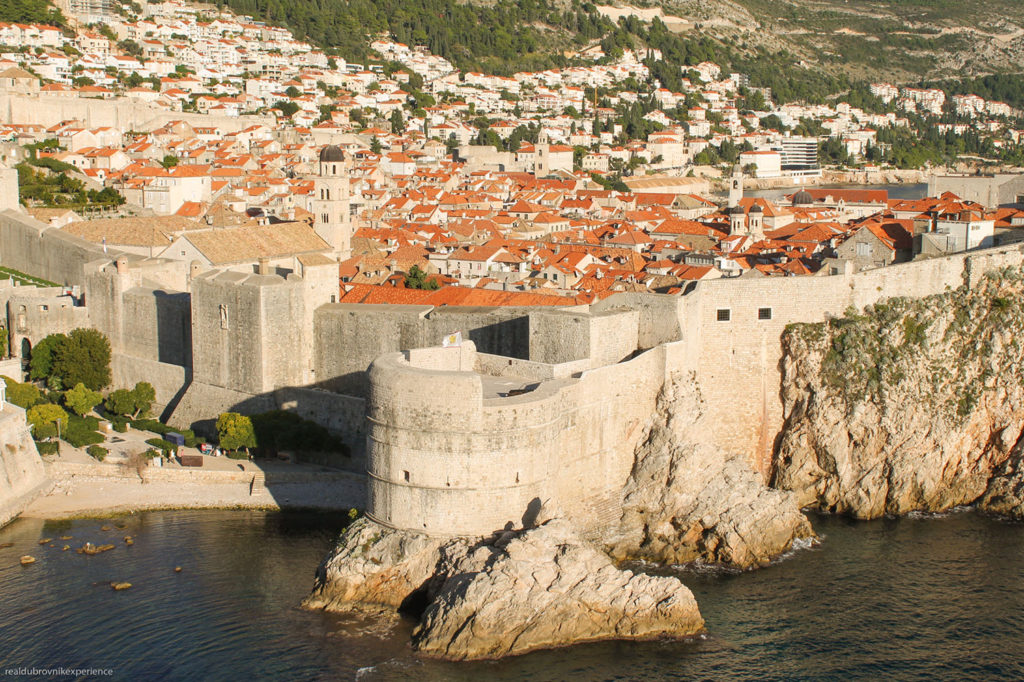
[608,374,815,569]
[20,555,35,565]
[306,517,703,660]
[110,582,132,591]
[774,268,1024,519]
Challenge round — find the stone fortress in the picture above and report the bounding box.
[2,147,1024,540]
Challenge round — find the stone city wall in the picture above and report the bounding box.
[0,210,106,286]
[366,341,680,537]
[0,405,50,528]
[314,303,533,394]
[682,243,1024,475]
[0,93,275,133]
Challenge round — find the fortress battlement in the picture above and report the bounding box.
[3,205,1024,537]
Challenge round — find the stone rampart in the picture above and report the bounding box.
[0,404,50,528]
[314,303,533,394]
[0,210,107,286]
[366,341,680,536]
[0,93,275,132]
[682,243,1024,475]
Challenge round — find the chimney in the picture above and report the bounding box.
[257,257,271,275]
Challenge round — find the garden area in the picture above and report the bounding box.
[5,328,350,466]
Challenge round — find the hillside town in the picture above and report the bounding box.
[0,0,1023,304]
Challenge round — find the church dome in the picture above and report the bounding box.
[319,145,345,163]
[727,205,746,215]
[749,203,763,213]
[792,190,814,206]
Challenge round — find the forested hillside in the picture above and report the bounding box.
[0,0,64,25]
[216,0,614,75]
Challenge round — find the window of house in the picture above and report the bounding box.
[758,307,772,321]
[856,242,871,257]
[403,470,410,482]
[716,308,731,322]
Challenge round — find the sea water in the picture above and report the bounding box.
[0,510,1021,681]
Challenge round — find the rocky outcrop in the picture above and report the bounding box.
[607,374,815,569]
[774,266,1024,519]
[0,404,49,528]
[304,517,445,613]
[306,516,704,660]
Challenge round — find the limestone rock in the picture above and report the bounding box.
[773,268,1024,520]
[304,517,445,612]
[608,374,815,569]
[307,517,704,660]
[413,519,703,660]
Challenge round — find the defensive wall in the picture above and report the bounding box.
[682,243,1024,475]
[366,340,680,536]
[0,93,276,133]
[4,204,1024,535]
[0,404,50,528]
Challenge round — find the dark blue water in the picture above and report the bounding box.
[1,510,1021,681]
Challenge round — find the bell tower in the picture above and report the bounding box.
[728,165,743,208]
[313,145,352,259]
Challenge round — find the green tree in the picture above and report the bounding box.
[390,109,405,134]
[370,136,382,154]
[274,99,300,117]
[29,333,67,381]
[161,154,179,168]
[64,382,102,417]
[27,403,67,440]
[104,388,135,417]
[51,328,111,391]
[130,381,156,418]
[284,85,301,98]
[404,264,439,290]
[217,412,257,453]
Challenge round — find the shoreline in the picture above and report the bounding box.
[17,457,367,521]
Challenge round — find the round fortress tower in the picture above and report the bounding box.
[365,342,561,536]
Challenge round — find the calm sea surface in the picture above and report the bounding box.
[0,509,1021,681]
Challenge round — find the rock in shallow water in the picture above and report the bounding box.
[305,517,703,660]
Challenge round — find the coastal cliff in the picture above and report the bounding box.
[773,265,1024,518]
[305,515,704,660]
[0,404,49,528]
[608,374,815,569]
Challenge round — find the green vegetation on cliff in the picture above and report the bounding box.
[785,265,1024,421]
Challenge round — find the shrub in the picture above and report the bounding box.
[26,403,67,439]
[132,418,169,435]
[64,429,104,448]
[226,450,249,460]
[86,445,107,461]
[36,441,58,455]
[145,437,175,455]
[3,376,42,409]
[216,412,256,453]
[112,419,128,433]
[63,413,103,448]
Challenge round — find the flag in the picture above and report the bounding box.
[442,331,462,348]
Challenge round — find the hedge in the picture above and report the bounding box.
[63,413,104,448]
[86,445,107,461]
[36,441,58,455]
[145,437,176,455]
